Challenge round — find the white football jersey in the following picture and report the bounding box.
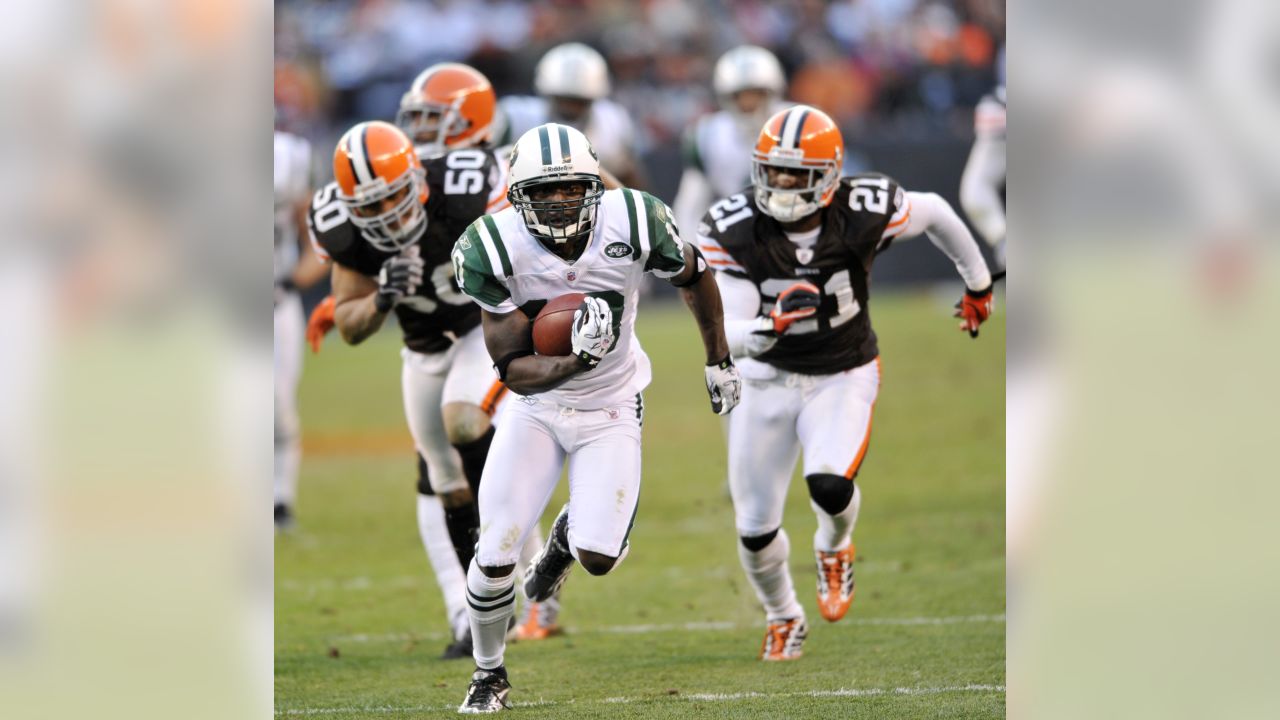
[274,131,313,284]
[496,96,638,179]
[452,189,687,409]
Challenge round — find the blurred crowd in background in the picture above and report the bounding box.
[275,0,1005,164]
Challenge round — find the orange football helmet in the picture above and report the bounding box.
[397,62,497,159]
[752,105,845,222]
[333,121,429,252]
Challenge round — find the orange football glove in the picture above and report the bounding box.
[769,281,821,334]
[306,295,337,353]
[954,285,994,338]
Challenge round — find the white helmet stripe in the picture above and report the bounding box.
[349,125,375,185]
[780,108,809,149]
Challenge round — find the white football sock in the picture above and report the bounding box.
[812,483,861,553]
[738,528,804,621]
[416,494,468,640]
[466,562,515,670]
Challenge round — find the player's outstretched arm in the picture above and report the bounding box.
[897,191,995,337]
[671,244,740,414]
[480,309,588,396]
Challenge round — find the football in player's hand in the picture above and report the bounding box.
[532,292,586,356]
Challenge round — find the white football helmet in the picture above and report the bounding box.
[713,45,786,107]
[507,123,604,249]
[535,43,611,100]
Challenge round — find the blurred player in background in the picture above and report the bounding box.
[450,123,739,712]
[960,84,1007,268]
[494,42,645,188]
[274,129,330,530]
[699,106,993,660]
[674,45,790,239]
[308,118,507,658]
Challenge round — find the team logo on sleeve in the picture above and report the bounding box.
[604,242,633,259]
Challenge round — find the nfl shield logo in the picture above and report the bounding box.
[796,248,814,265]
[566,270,577,282]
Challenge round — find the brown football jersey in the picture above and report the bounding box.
[698,173,910,374]
[308,147,506,353]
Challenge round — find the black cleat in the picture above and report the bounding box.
[458,666,511,714]
[523,505,573,603]
[274,503,295,532]
[441,629,473,660]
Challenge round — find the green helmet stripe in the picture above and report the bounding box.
[538,125,552,165]
[556,124,572,164]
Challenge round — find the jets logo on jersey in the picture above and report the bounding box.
[604,242,632,259]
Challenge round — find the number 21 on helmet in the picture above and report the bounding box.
[752,105,844,223]
[332,121,430,252]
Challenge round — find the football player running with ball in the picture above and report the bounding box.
[451,123,739,713]
[699,106,994,661]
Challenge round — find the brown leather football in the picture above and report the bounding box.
[532,292,586,356]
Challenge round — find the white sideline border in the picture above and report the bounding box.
[316,614,1005,646]
[276,684,1005,715]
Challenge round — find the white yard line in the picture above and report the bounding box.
[276,684,1005,715]
[313,614,1004,646]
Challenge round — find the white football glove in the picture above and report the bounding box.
[704,355,742,415]
[570,296,615,368]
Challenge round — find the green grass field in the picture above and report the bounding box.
[276,291,1005,719]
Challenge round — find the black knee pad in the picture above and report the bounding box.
[415,453,434,496]
[739,528,779,553]
[806,473,856,515]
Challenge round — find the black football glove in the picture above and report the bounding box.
[374,252,425,313]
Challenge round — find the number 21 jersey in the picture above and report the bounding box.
[698,173,910,375]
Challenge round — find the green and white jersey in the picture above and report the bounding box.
[452,188,688,409]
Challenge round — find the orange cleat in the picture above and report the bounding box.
[760,617,807,661]
[816,544,856,622]
[512,599,563,641]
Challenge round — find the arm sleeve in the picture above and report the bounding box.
[718,272,777,358]
[452,224,516,314]
[896,191,993,291]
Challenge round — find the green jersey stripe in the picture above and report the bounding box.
[622,188,641,260]
[464,224,492,275]
[481,215,513,277]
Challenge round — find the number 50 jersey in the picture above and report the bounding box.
[698,173,910,375]
[308,147,508,354]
